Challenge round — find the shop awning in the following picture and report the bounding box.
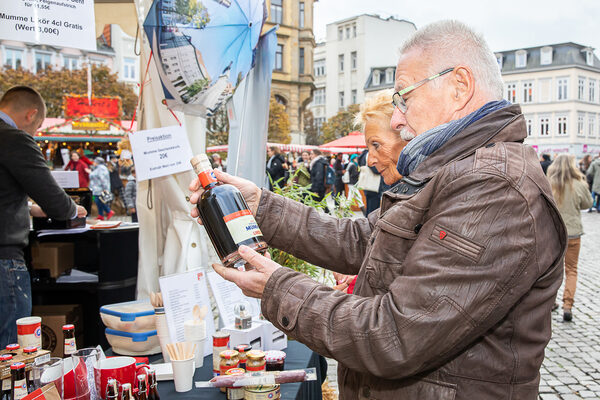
[207,142,318,153]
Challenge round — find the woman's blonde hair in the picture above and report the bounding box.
[547,154,586,206]
[353,90,395,131]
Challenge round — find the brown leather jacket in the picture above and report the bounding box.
[256,105,566,400]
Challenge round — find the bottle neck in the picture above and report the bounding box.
[198,169,218,189]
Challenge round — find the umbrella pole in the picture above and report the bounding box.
[233,78,251,174]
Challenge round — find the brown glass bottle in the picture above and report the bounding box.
[191,154,268,269]
[106,378,119,400]
[122,383,133,400]
[10,363,28,400]
[62,324,77,357]
[147,370,159,400]
[136,374,148,400]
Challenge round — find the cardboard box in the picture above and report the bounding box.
[32,305,83,357]
[31,242,74,278]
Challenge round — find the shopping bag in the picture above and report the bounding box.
[342,169,350,184]
[356,166,381,192]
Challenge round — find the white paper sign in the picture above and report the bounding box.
[206,270,261,327]
[51,171,79,188]
[128,125,193,181]
[0,0,96,51]
[159,269,216,357]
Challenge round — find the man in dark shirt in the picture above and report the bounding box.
[0,86,86,347]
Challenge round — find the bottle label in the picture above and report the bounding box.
[2,379,10,391]
[223,210,263,244]
[13,378,28,399]
[64,338,76,355]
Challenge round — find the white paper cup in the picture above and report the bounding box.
[16,316,42,349]
[184,320,206,369]
[171,357,195,392]
[155,313,171,362]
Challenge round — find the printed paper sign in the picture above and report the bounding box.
[128,125,194,181]
[0,0,96,51]
[206,270,260,327]
[159,269,216,357]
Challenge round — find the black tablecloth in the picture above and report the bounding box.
[156,340,326,399]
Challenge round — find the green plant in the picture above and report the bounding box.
[267,172,354,284]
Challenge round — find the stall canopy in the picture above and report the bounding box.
[34,117,136,143]
[207,142,318,153]
[320,131,366,153]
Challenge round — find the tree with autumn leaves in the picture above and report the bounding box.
[321,104,360,144]
[0,66,138,119]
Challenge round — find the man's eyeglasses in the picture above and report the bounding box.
[391,68,455,113]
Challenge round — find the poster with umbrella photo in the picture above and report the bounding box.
[143,0,267,117]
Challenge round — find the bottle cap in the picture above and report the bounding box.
[246,350,265,360]
[23,346,38,353]
[0,354,13,361]
[225,368,245,376]
[10,362,25,370]
[234,344,252,353]
[219,350,239,359]
[190,154,212,174]
[63,324,75,330]
[6,344,19,351]
[264,350,286,362]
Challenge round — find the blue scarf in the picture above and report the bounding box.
[396,100,510,177]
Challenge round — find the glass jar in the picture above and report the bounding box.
[245,350,266,372]
[212,332,230,376]
[234,344,251,370]
[225,368,245,400]
[244,384,281,400]
[219,350,240,393]
[264,350,286,371]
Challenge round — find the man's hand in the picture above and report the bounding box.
[189,169,262,223]
[76,205,87,218]
[212,245,281,298]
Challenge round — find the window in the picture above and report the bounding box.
[316,117,326,134]
[386,68,394,84]
[505,82,516,103]
[63,56,79,71]
[538,78,551,102]
[274,95,287,106]
[351,89,357,104]
[4,48,23,69]
[539,116,550,136]
[577,113,585,136]
[123,57,136,80]
[525,117,533,137]
[590,79,596,102]
[338,54,344,72]
[496,54,503,69]
[578,77,586,100]
[557,77,568,101]
[270,0,282,24]
[35,52,52,72]
[589,114,596,137]
[515,50,527,68]
[299,48,304,74]
[557,116,568,136]
[352,25,356,37]
[338,28,343,41]
[339,91,344,108]
[585,49,594,66]
[275,44,283,71]
[373,70,380,86]
[350,51,357,70]
[313,88,325,105]
[540,46,553,65]
[345,27,350,39]
[299,2,304,28]
[522,81,533,103]
[314,59,325,76]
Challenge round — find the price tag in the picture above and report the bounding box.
[35,353,51,366]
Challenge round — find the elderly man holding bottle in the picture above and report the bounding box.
[190,20,566,400]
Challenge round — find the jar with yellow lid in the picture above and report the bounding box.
[225,368,245,400]
[219,350,239,393]
[245,350,266,372]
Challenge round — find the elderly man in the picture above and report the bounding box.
[190,21,565,399]
[0,86,86,347]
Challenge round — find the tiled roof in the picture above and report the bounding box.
[497,42,600,73]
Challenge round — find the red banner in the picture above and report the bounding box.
[63,95,122,121]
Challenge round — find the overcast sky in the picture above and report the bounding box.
[313,0,600,55]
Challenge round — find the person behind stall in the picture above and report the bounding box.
[0,86,86,347]
[124,168,138,223]
[293,151,311,187]
[190,20,567,399]
[266,146,288,190]
[89,157,113,220]
[64,151,91,188]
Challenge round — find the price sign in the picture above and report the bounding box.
[128,125,194,181]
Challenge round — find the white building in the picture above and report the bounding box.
[496,43,600,157]
[311,42,326,134]
[308,14,415,128]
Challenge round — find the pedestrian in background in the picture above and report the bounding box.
[540,154,552,174]
[586,156,600,212]
[124,168,138,223]
[294,150,311,187]
[547,154,593,321]
[89,157,113,220]
[64,151,90,188]
[266,146,287,190]
[333,153,345,199]
[108,155,124,211]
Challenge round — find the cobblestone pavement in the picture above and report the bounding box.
[326,211,600,399]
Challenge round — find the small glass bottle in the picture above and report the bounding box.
[62,324,77,357]
[10,363,28,400]
[136,374,148,400]
[219,350,240,393]
[121,383,133,400]
[106,378,119,400]
[1,354,13,400]
[147,369,160,400]
[245,350,266,372]
[5,344,19,353]
[234,344,251,370]
[234,304,252,330]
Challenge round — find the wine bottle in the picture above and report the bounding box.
[190,154,268,269]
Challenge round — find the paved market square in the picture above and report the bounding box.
[326,210,600,400]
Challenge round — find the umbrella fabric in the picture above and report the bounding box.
[143,0,266,117]
[320,131,366,149]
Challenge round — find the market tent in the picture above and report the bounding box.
[320,131,366,153]
[34,118,137,142]
[207,142,318,153]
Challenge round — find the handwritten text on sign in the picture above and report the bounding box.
[128,125,194,181]
[0,0,96,51]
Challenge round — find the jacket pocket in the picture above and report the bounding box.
[357,377,457,400]
[429,224,485,263]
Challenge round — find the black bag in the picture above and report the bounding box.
[99,190,113,204]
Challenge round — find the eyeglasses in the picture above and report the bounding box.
[391,68,455,113]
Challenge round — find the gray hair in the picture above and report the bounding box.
[400,20,503,101]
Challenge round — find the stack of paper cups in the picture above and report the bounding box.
[184,320,206,369]
[155,308,171,362]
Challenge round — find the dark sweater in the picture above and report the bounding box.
[0,120,76,260]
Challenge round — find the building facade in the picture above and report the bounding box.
[363,65,396,99]
[263,0,317,144]
[311,42,326,134]
[497,43,600,157]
